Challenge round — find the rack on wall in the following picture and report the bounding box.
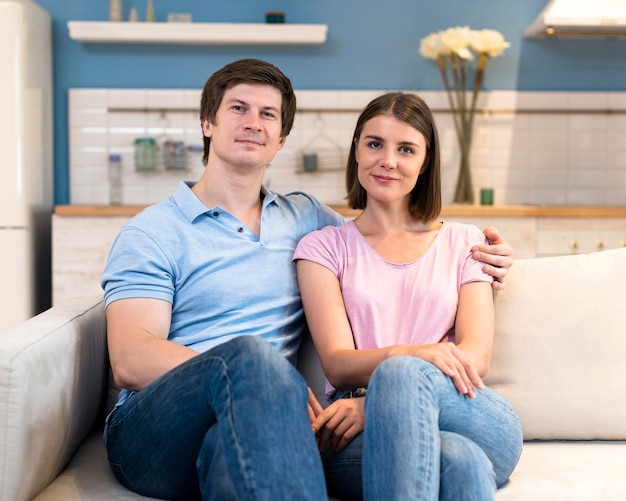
[67,21,328,45]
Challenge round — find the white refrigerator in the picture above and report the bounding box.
[0,0,53,331]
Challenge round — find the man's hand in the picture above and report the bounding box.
[473,226,514,291]
[312,398,365,453]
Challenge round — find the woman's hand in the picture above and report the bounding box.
[473,226,514,291]
[312,397,365,453]
[396,342,485,398]
[307,387,324,425]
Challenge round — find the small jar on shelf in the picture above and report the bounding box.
[134,138,157,172]
[163,140,187,170]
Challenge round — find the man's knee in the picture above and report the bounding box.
[221,335,306,395]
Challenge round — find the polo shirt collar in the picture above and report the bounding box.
[173,181,279,223]
[260,184,278,208]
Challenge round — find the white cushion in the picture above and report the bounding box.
[32,433,165,501]
[485,247,626,440]
[0,297,107,501]
[496,441,626,500]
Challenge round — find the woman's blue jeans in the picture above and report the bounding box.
[321,357,522,501]
[104,336,327,501]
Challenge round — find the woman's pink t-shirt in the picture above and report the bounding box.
[294,220,493,399]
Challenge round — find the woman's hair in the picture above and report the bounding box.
[199,59,297,165]
[345,92,442,223]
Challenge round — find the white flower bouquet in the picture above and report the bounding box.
[419,26,510,203]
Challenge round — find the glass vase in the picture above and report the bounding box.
[453,138,474,204]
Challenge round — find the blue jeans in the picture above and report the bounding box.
[104,336,327,501]
[321,357,522,501]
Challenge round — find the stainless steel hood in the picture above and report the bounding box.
[525,0,626,38]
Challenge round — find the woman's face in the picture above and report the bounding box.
[355,114,428,205]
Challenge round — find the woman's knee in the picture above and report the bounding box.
[441,432,493,471]
[370,356,438,390]
[440,431,496,493]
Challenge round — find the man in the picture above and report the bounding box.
[102,58,513,500]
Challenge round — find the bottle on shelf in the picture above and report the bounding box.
[145,0,155,22]
[108,154,123,205]
[109,0,123,21]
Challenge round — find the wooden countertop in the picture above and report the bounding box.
[54,204,626,218]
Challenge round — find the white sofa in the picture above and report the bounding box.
[1,247,626,501]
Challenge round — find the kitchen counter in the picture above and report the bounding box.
[53,204,626,218]
[52,204,626,305]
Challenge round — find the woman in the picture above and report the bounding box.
[294,92,522,500]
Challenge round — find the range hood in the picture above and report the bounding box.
[525,0,626,38]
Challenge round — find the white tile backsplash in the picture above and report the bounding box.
[606,189,626,206]
[108,89,148,108]
[145,90,186,109]
[567,92,608,109]
[69,89,626,207]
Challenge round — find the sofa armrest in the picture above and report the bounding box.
[0,296,107,501]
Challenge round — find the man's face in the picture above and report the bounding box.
[202,83,286,172]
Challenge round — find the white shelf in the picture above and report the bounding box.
[67,21,328,45]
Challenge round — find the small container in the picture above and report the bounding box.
[163,140,187,170]
[265,11,285,23]
[167,13,192,23]
[109,0,123,21]
[108,154,123,205]
[480,188,494,206]
[134,138,157,172]
[302,153,318,172]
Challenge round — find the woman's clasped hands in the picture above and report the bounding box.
[307,388,365,453]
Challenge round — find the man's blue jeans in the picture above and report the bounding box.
[321,357,523,501]
[104,336,327,500]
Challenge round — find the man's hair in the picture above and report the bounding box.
[199,59,297,165]
[345,92,442,223]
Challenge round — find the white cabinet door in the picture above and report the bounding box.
[52,216,129,305]
[536,218,626,257]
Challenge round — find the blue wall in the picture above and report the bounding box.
[34,0,626,204]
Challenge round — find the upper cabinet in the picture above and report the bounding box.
[67,21,328,45]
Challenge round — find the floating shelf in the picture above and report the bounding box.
[67,21,328,45]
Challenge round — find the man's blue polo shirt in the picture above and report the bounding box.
[102,181,343,365]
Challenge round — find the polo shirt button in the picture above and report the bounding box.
[237,227,244,233]
[212,211,219,217]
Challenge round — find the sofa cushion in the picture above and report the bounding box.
[485,247,626,440]
[496,441,626,500]
[31,432,165,501]
[0,297,107,501]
